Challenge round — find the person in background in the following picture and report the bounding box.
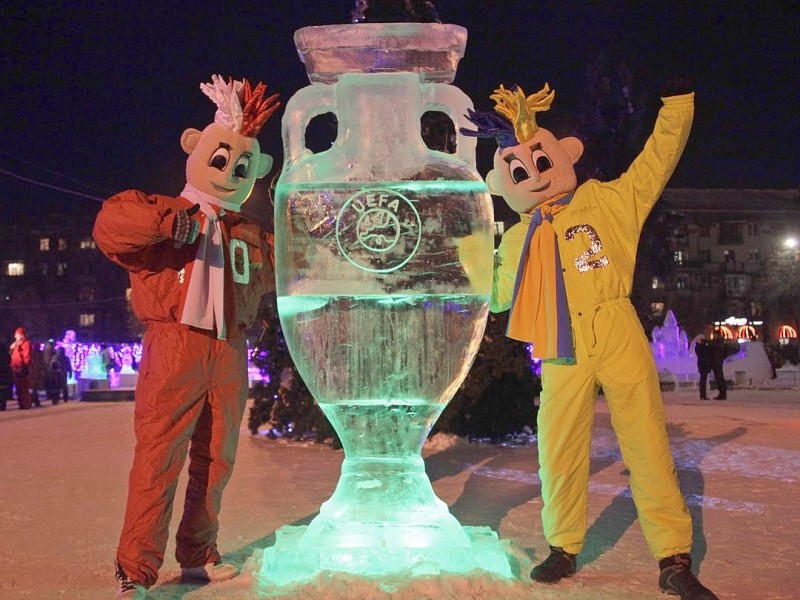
[9,327,33,410]
[28,340,46,407]
[55,346,73,402]
[43,340,61,404]
[694,335,712,400]
[709,337,728,400]
[100,344,115,375]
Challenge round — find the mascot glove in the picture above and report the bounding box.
[172,203,201,245]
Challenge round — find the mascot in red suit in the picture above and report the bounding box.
[94,75,279,599]
[462,81,718,600]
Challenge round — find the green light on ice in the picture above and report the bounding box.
[257,402,514,590]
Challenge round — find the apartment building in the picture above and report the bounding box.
[634,188,800,342]
[0,210,130,344]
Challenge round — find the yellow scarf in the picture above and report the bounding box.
[507,193,575,361]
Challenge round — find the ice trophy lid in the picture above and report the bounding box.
[294,22,467,84]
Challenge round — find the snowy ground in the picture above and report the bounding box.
[1,387,798,600]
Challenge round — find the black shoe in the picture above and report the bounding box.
[713,396,726,400]
[659,554,719,599]
[531,546,577,583]
[115,561,147,599]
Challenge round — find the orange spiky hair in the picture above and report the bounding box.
[200,74,280,138]
[240,79,280,137]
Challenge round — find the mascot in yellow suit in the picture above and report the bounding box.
[94,75,279,600]
[462,81,718,600]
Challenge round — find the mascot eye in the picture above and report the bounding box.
[233,155,251,179]
[209,147,231,171]
[531,149,553,173]
[508,158,531,184]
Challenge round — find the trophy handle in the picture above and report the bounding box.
[423,83,477,167]
[282,84,336,168]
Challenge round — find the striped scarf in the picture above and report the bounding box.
[179,184,228,340]
[507,193,575,362]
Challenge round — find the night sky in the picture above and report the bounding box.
[2,1,798,222]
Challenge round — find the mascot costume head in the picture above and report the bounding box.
[180,75,280,214]
[463,84,583,214]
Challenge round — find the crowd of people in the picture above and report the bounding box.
[0,327,73,411]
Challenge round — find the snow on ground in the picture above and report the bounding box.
[1,387,798,599]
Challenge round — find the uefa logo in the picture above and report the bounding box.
[335,188,422,273]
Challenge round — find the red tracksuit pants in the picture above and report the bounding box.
[116,323,249,587]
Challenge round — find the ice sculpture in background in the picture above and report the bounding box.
[651,309,697,384]
[261,19,511,589]
[651,310,690,361]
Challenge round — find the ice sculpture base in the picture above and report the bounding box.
[258,524,514,589]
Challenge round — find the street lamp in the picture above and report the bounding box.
[784,237,798,250]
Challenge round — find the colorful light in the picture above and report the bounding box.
[715,325,735,339]
[737,325,757,340]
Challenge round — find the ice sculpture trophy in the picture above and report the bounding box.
[260,20,512,588]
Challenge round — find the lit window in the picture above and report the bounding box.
[749,248,759,261]
[79,238,96,250]
[6,262,25,276]
[79,313,95,327]
[673,250,685,265]
[57,262,68,276]
[39,238,50,251]
[493,221,505,236]
[676,278,687,289]
[651,277,660,289]
[651,302,664,317]
[58,238,67,251]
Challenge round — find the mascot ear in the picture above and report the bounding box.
[181,128,203,155]
[255,153,273,179]
[485,168,500,194]
[560,136,584,165]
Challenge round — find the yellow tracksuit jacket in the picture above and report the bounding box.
[491,92,695,559]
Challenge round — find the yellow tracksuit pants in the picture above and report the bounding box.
[538,298,692,560]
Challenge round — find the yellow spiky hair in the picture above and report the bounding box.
[490,83,555,144]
